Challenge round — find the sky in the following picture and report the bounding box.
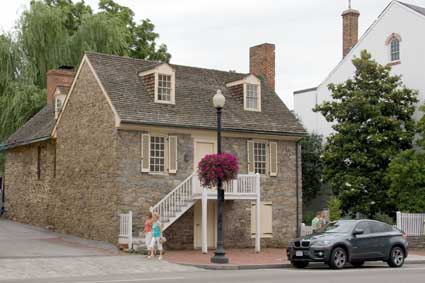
[1,0,425,109]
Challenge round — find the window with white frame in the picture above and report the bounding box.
[150,136,166,173]
[254,142,267,174]
[390,38,400,62]
[157,74,172,102]
[245,83,259,110]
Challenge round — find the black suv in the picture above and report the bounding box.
[287,220,408,269]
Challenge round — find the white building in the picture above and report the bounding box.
[294,1,425,137]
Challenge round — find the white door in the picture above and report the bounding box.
[194,141,215,171]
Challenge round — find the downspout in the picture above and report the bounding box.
[295,140,300,237]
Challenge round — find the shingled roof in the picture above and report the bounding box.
[399,1,425,16]
[1,105,55,150]
[86,52,305,136]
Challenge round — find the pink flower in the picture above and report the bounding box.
[197,153,239,188]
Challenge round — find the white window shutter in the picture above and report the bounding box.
[251,202,273,238]
[141,134,150,172]
[269,142,278,177]
[168,136,178,174]
[247,140,255,174]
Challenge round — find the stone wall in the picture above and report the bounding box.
[52,61,121,243]
[4,141,56,227]
[221,137,301,248]
[114,131,194,237]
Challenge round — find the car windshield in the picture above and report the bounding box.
[319,221,355,233]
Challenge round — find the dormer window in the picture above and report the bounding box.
[226,74,261,112]
[55,96,65,119]
[245,83,260,111]
[139,63,175,105]
[157,74,172,102]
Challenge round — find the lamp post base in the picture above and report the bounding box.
[211,253,229,264]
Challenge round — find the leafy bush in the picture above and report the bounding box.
[198,153,239,188]
[303,211,315,225]
[373,213,395,225]
[328,197,342,221]
[386,150,425,213]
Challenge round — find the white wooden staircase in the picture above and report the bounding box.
[119,173,261,253]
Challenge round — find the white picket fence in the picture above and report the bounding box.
[300,223,314,236]
[397,211,425,236]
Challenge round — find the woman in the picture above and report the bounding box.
[144,212,153,256]
[148,212,163,260]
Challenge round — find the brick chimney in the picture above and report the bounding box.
[46,67,75,105]
[249,43,275,91]
[342,7,360,58]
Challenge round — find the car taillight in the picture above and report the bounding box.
[402,232,408,239]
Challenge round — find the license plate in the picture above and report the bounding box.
[295,251,303,257]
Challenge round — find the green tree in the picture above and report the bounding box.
[385,104,425,214]
[301,133,324,204]
[314,50,418,217]
[0,0,171,175]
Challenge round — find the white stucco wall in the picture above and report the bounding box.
[294,2,425,137]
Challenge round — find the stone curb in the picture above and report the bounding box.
[178,259,425,270]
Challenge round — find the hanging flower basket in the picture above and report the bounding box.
[198,153,239,189]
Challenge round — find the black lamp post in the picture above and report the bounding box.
[211,89,229,264]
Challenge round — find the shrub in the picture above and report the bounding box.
[198,153,239,188]
[328,197,342,221]
[373,213,395,225]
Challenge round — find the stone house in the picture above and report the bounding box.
[1,43,305,250]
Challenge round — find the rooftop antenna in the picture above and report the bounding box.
[349,0,352,9]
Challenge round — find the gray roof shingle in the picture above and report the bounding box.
[86,52,305,136]
[1,105,55,150]
[398,1,425,16]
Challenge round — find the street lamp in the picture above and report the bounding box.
[211,89,229,264]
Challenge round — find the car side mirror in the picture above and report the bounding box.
[353,228,364,236]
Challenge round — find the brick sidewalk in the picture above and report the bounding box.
[165,248,425,268]
[165,248,288,266]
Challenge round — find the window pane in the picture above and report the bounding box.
[390,39,400,61]
[254,142,266,174]
[150,136,166,173]
[246,84,258,110]
[158,74,172,102]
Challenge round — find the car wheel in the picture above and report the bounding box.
[388,246,405,268]
[329,247,347,269]
[350,261,365,267]
[291,261,309,268]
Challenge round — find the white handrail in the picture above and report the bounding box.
[152,172,196,223]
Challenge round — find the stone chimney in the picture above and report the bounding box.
[46,67,75,105]
[249,43,275,91]
[342,6,360,58]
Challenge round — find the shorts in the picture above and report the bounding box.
[150,236,163,251]
[145,232,152,249]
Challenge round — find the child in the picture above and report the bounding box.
[144,212,153,256]
[148,212,163,260]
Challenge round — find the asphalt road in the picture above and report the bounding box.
[5,263,425,283]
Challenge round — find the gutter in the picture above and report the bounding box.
[0,136,51,152]
[120,119,307,137]
[293,87,318,95]
[295,140,301,237]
